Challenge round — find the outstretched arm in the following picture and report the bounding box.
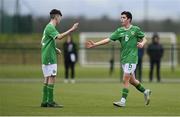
[56,23,79,40]
[137,37,147,48]
[85,38,110,48]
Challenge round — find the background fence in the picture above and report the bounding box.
[0,43,180,68]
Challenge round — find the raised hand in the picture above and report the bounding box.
[71,23,79,31]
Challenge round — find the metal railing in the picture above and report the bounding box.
[0,43,180,68]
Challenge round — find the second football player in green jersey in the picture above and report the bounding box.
[85,11,151,107]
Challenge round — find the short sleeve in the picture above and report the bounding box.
[109,29,120,41]
[136,27,145,41]
[46,25,59,40]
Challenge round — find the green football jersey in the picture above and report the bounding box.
[41,23,59,65]
[110,25,145,64]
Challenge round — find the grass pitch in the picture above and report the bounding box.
[0,81,180,116]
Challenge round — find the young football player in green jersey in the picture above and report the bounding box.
[86,11,151,107]
[41,9,79,107]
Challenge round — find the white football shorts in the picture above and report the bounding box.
[122,63,136,74]
[42,64,57,77]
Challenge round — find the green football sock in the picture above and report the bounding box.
[121,88,129,99]
[135,83,145,93]
[42,84,48,103]
[47,84,54,103]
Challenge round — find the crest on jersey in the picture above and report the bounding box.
[131,31,135,35]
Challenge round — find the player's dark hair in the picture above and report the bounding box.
[50,9,62,19]
[121,11,132,22]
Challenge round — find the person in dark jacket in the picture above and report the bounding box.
[135,47,144,82]
[63,35,77,83]
[147,33,164,82]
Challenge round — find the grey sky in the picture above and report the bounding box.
[2,0,180,21]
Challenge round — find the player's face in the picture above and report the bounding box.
[120,14,130,26]
[55,15,61,24]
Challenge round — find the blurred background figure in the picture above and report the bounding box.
[109,57,114,76]
[109,43,115,76]
[135,47,144,82]
[147,33,164,82]
[63,35,78,83]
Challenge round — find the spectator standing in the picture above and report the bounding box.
[63,35,78,83]
[147,33,164,82]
